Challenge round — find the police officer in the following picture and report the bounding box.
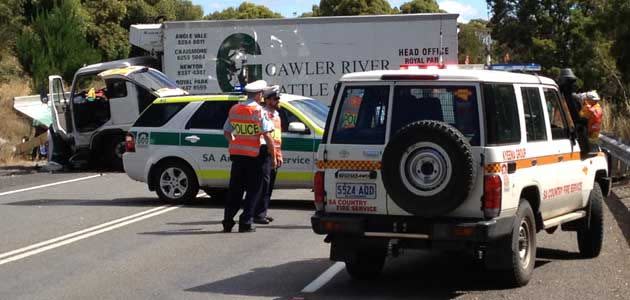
[254,85,283,224]
[222,80,276,233]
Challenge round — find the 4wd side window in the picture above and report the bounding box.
[187,101,236,129]
[331,86,389,145]
[521,87,547,142]
[482,84,521,145]
[543,88,569,140]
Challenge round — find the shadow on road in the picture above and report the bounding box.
[605,192,630,247]
[4,197,166,207]
[183,249,566,300]
[536,247,583,260]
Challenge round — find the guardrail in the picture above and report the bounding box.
[599,134,630,178]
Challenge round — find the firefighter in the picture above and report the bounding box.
[579,90,603,152]
[222,80,276,233]
[254,85,283,224]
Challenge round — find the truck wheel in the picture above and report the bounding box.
[155,161,199,203]
[105,136,125,171]
[504,200,537,287]
[577,183,604,258]
[345,246,387,280]
[382,120,474,216]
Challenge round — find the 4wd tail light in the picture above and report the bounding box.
[314,171,325,211]
[483,175,502,218]
[125,133,136,153]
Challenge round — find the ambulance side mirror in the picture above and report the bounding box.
[288,122,309,134]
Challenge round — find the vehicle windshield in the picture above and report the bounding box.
[129,68,179,92]
[288,99,329,129]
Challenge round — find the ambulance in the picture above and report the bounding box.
[122,93,328,202]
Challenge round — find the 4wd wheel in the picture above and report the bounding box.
[155,161,199,203]
[577,183,604,258]
[381,120,474,216]
[345,246,387,280]
[504,200,537,287]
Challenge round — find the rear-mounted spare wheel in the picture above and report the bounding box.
[382,120,474,216]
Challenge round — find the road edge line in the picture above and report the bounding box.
[0,174,103,197]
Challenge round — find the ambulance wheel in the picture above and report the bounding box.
[155,161,199,203]
[577,183,604,258]
[382,120,474,216]
[345,246,387,280]
[503,200,536,287]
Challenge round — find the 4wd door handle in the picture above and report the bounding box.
[184,135,200,143]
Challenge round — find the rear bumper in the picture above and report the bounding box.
[122,153,148,182]
[311,212,515,250]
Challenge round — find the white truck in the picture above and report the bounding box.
[130,13,459,104]
[44,13,458,170]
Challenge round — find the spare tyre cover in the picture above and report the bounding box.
[382,120,474,216]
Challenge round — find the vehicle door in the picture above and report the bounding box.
[275,103,318,188]
[321,83,391,215]
[182,100,236,188]
[541,87,583,215]
[48,75,72,137]
[517,85,562,220]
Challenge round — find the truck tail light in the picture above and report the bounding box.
[125,133,136,153]
[314,171,325,211]
[483,175,502,218]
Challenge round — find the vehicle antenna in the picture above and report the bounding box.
[439,16,444,67]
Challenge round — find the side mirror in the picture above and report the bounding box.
[40,89,48,104]
[288,122,309,134]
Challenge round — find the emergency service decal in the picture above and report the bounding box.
[543,182,582,200]
[327,199,378,213]
[137,132,149,146]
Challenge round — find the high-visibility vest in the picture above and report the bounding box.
[228,103,263,157]
[580,102,603,140]
[267,108,283,162]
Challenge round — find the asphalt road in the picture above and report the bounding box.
[0,171,628,300]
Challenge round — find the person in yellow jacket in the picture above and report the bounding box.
[254,85,283,224]
[222,80,276,233]
[579,90,603,151]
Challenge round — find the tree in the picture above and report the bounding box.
[0,0,24,58]
[82,0,129,61]
[399,0,444,14]
[316,0,394,16]
[154,0,203,21]
[458,19,489,64]
[205,2,282,20]
[15,0,101,91]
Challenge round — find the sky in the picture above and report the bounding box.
[191,0,490,23]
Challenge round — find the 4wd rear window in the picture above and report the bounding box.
[134,102,187,127]
[483,84,521,145]
[187,101,235,130]
[391,86,480,146]
[331,86,389,145]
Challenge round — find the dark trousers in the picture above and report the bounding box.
[223,147,270,225]
[255,166,277,219]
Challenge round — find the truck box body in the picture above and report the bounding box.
[131,14,459,104]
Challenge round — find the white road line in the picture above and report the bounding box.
[0,174,103,197]
[0,205,171,260]
[0,205,181,266]
[301,262,345,293]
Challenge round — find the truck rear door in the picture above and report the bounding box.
[320,83,392,215]
[48,75,72,136]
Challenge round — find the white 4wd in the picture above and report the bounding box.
[311,66,611,286]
